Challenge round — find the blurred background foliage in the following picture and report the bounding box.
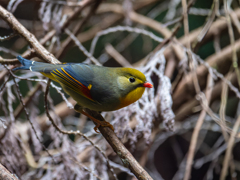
[1,0,240,180]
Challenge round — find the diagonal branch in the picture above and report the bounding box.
[0,163,18,180]
[0,5,59,64]
[84,108,154,180]
[0,5,154,180]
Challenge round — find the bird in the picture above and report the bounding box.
[14,56,153,132]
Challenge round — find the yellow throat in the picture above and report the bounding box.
[118,86,145,109]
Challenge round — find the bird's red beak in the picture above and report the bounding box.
[143,82,153,88]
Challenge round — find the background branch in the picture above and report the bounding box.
[1,0,240,179]
[0,163,18,180]
[0,4,154,180]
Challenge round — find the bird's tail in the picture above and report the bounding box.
[14,56,61,73]
[13,56,35,71]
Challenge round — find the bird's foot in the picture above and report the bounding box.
[93,121,114,133]
[74,104,114,133]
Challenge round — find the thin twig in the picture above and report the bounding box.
[44,77,153,179]
[0,74,11,93]
[184,75,213,180]
[98,3,171,38]
[64,28,101,65]
[36,0,91,6]
[0,163,18,180]
[0,5,59,64]
[220,115,240,180]
[56,0,103,59]
[105,44,132,67]
[224,0,240,88]
[197,0,219,42]
[0,32,17,41]
[83,109,154,180]
[219,73,231,141]
[173,38,240,109]
[13,83,42,119]
[44,79,118,180]
[0,49,36,65]
[89,26,163,57]
[5,66,56,164]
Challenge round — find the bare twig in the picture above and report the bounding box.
[220,115,240,180]
[84,109,154,180]
[14,83,42,119]
[0,163,18,180]
[224,0,240,87]
[56,0,103,59]
[105,44,132,67]
[0,5,59,64]
[0,49,36,65]
[44,78,153,180]
[89,26,163,56]
[64,28,101,65]
[0,32,17,41]
[197,0,219,42]
[44,79,118,180]
[98,3,171,38]
[219,73,231,141]
[184,75,213,180]
[36,0,92,7]
[173,38,240,109]
[0,57,21,65]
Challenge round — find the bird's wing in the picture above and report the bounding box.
[50,64,95,102]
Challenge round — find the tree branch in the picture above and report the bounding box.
[0,163,18,180]
[0,5,59,64]
[0,5,153,180]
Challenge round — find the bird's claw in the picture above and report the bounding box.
[94,121,114,133]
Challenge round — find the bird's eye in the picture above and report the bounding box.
[129,77,135,83]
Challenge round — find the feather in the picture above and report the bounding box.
[51,65,94,101]
[15,56,95,102]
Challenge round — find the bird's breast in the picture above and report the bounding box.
[117,86,145,109]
